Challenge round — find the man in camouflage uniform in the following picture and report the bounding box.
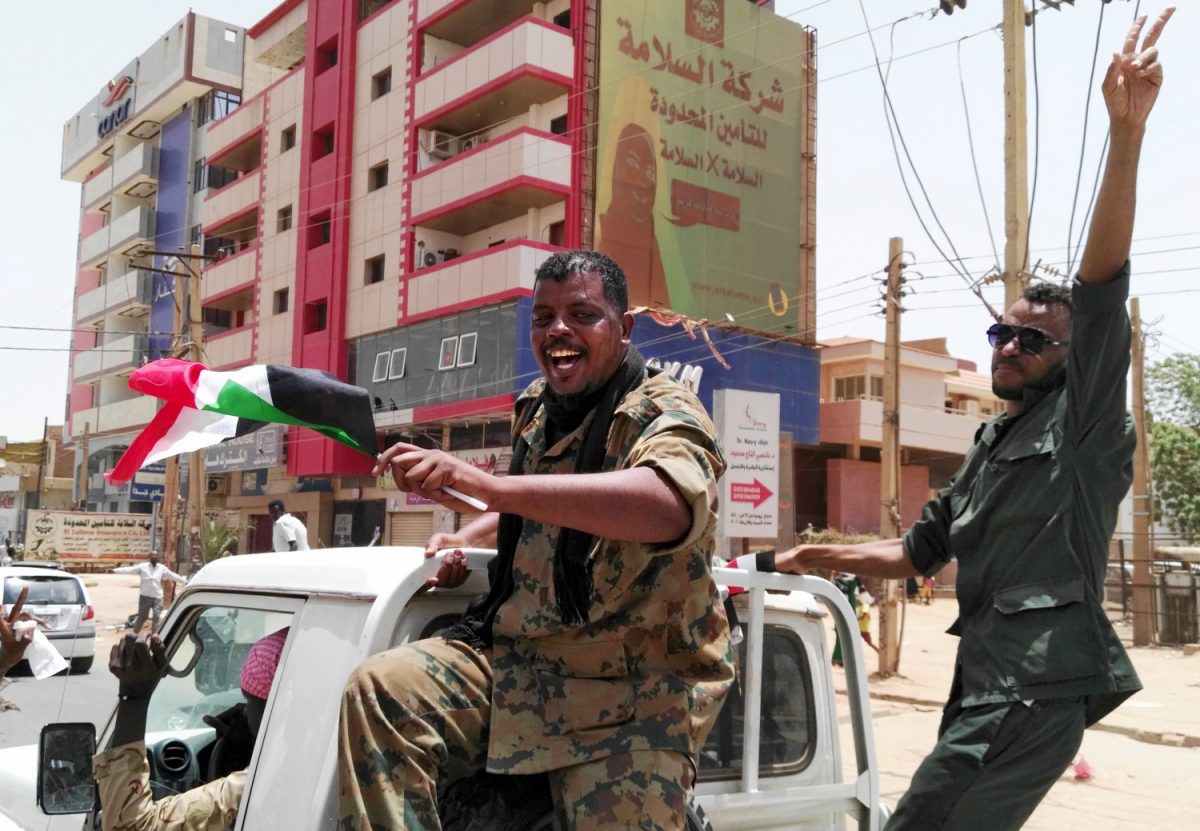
[339,250,733,830]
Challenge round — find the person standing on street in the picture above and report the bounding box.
[268,500,309,552]
[113,552,187,635]
[738,10,1174,830]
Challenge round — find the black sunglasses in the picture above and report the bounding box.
[986,323,1069,355]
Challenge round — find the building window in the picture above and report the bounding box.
[438,333,477,370]
[358,0,390,21]
[277,205,293,232]
[194,159,237,193]
[365,254,385,285]
[547,220,565,246]
[388,347,407,379]
[189,225,202,247]
[273,288,289,315]
[553,9,571,29]
[197,89,241,126]
[313,125,335,160]
[832,375,884,402]
[309,211,332,249]
[372,67,392,100]
[281,125,297,152]
[193,159,206,193]
[438,336,458,371]
[202,307,233,329]
[368,161,389,192]
[550,114,568,136]
[372,351,390,382]
[304,300,328,333]
[456,332,477,367]
[317,39,339,74]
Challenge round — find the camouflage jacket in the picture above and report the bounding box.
[93,742,243,831]
[488,371,734,774]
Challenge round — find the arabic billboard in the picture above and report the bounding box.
[23,510,154,560]
[595,0,812,335]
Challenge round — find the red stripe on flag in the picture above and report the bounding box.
[128,359,204,407]
[104,401,185,485]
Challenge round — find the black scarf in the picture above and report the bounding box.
[444,347,647,649]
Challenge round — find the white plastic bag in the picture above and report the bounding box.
[14,621,69,679]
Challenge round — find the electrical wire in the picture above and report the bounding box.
[1065,0,1108,274]
[956,37,1001,274]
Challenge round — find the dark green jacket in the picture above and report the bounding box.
[904,265,1141,725]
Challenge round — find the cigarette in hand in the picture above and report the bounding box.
[442,486,487,511]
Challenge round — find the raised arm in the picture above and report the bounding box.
[1078,8,1174,284]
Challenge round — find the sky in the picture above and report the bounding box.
[0,0,1195,444]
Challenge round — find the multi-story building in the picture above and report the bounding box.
[796,335,1004,537]
[64,0,821,553]
[61,13,259,514]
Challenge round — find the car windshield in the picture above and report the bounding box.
[3,575,84,605]
[147,606,293,734]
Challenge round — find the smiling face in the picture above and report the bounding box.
[990,297,1071,403]
[531,271,633,397]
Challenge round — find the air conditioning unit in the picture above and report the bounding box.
[206,476,227,495]
[426,130,460,159]
[460,134,485,152]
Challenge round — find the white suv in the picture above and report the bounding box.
[0,566,96,673]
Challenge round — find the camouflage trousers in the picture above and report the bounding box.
[337,637,692,830]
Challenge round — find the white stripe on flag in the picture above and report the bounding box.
[143,408,239,464]
[194,364,272,410]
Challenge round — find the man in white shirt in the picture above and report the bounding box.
[268,500,310,552]
[113,552,187,634]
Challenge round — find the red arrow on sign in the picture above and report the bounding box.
[730,479,774,509]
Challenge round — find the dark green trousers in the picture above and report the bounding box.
[885,694,1086,831]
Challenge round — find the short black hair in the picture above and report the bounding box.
[1023,281,1072,312]
[534,249,628,313]
[267,499,285,512]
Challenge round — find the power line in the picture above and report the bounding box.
[1065,0,1109,274]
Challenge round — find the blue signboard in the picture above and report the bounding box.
[130,462,166,502]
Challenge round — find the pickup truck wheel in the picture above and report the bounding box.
[70,656,94,674]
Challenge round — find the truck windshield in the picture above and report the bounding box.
[147,605,293,735]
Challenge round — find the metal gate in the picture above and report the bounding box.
[388,512,435,547]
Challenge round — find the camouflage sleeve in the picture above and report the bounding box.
[94,742,245,831]
[624,410,724,552]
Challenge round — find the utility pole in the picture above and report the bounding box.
[160,255,187,573]
[1129,298,1154,645]
[1002,0,1030,308]
[185,243,206,569]
[78,422,91,509]
[878,237,904,677]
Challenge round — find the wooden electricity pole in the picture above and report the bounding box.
[160,255,187,572]
[185,243,206,568]
[1002,0,1030,308]
[1129,298,1154,645]
[878,237,904,677]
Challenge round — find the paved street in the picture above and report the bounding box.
[833,595,1200,830]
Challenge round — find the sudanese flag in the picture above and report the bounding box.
[105,359,377,484]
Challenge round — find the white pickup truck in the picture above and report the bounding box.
[14,548,887,830]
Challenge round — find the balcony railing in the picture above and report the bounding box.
[79,206,156,267]
[76,270,154,324]
[410,129,570,234]
[73,332,148,382]
[71,395,159,438]
[415,17,572,135]
[406,240,559,319]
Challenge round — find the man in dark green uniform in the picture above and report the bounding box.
[756,9,1175,830]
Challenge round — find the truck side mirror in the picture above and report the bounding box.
[38,722,99,815]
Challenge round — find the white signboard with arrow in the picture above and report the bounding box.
[714,389,779,537]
